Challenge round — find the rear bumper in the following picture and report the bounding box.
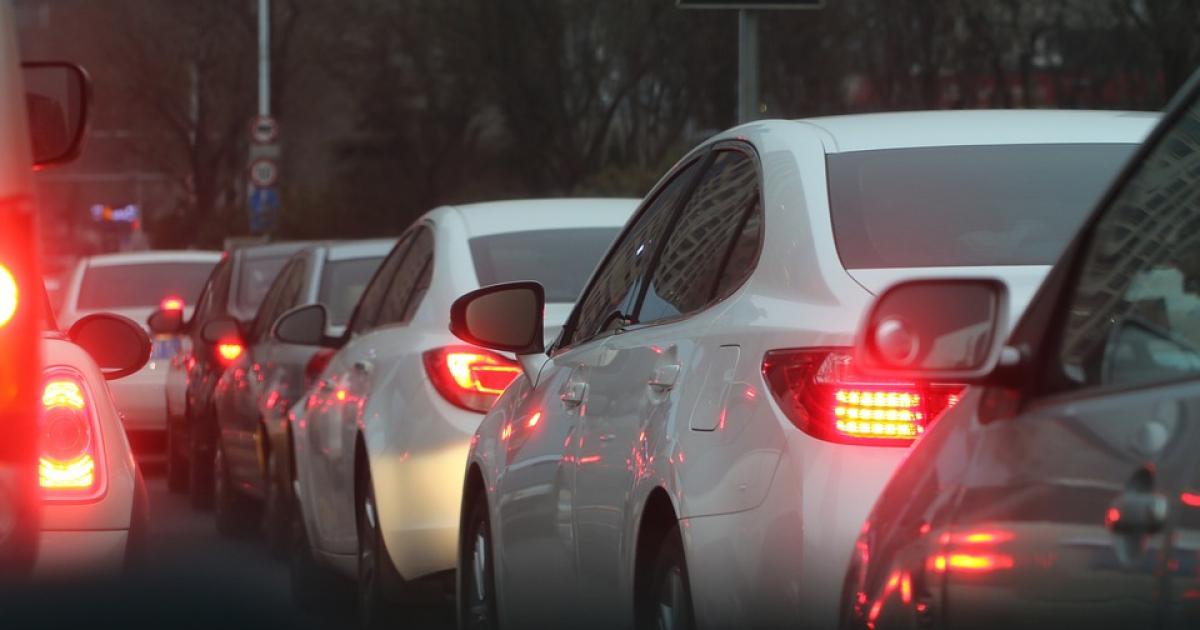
[34,529,129,579]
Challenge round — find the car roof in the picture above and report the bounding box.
[788,109,1161,153]
[443,198,639,238]
[325,238,398,262]
[234,241,317,260]
[83,250,222,266]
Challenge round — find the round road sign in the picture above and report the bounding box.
[248,157,279,187]
[250,116,279,144]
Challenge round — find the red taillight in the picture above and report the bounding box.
[217,342,243,363]
[304,348,335,388]
[423,346,522,413]
[160,295,184,311]
[762,348,963,446]
[0,263,16,328]
[39,370,104,500]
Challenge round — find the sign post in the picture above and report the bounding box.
[247,0,280,236]
[677,0,825,124]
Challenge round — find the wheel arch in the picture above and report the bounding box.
[633,485,682,616]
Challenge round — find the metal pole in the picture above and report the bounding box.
[737,9,760,124]
[258,0,270,116]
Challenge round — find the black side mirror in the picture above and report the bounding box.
[856,278,1009,381]
[200,316,243,345]
[68,313,151,380]
[450,281,545,355]
[147,308,184,335]
[22,62,90,167]
[273,303,328,346]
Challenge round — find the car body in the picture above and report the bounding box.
[153,241,311,505]
[57,251,220,462]
[839,77,1200,630]
[37,290,151,579]
[288,199,637,619]
[211,239,392,547]
[455,111,1158,629]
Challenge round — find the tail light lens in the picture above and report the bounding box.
[423,346,522,413]
[39,369,105,500]
[160,295,184,311]
[0,263,17,328]
[216,342,244,364]
[304,348,335,388]
[762,348,963,446]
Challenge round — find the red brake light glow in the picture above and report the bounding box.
[423,346,522,413]
[39,370,105,500]
[218,342,244,363]
[304,348,336,388]
[160,296,184,311]
[762,348,963,446]
[0,263,16,328]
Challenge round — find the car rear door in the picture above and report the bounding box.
[942,80,1200,630]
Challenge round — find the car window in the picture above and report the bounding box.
[567,158,705,346]
[249,259,296,342]
[348,232,414,336]
[318,256,386,327]
[75,261,215,311]
[235,254,291,316]
[376,228,433,327]
[1055,98,1200,390]
[190,260,223,325]
[469,227,622,303]
[636,149,761,324]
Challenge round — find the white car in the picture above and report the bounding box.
[37,288,152,578]
[58,251,220,464]
[450,111,1158,629]
[287,199,636,623]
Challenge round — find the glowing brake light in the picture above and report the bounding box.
[423,346,522,413]
[217,342,244,363]
[39,370,104,499]
[762,349,963,446]
[0,263,16,328]
[160,296,184,311]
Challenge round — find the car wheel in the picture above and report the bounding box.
[187,411,215,510]
[214,445,260,537]
[459,494,498,630]
[165,419,189,493]
[357,469,400,628]
[261,447,291,558]
[638,526,696,630]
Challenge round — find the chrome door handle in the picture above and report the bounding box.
[353,360,373,375]
[561,381,587,408]
[1107,491,1169,535]
[648,364,681,392]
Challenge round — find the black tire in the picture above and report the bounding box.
[357,469,400,628]
[458,493,498,630]
[165,418,189,493]
[187,410,215,510]
[214,445,261,538]
[637,526,696,630]
[261,447,291,558]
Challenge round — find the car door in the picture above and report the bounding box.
[940,85,1200,630]
[571,147,764,622]
[493,156,705,625]
[305,231,415,554]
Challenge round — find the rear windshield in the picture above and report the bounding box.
[76,261,215,310]
[236,255,290,314]
[828,143,1136,269]
[470,227,622,303]
[318,256,385,326]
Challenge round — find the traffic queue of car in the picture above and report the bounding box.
[34,73,1200,628]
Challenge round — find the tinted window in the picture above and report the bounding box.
[236,255,290,315]
[469,228,622,303]
[76,261,215,310]
[568,159,704,345]
[1056,102,1200,390]
[638,150,761,323]
[349,232,414,335]
[829,143,1137,269]
[377,229,433,326]
[249,259,298,342]
[319,256,385,327]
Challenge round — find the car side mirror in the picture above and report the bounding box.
[200,316,242,345]
[450,281,545,355]
[273,303,328,346]
[22,62,90,167]
[68,313,151,380]
[856,278,1009,381]
[147,308,184,335]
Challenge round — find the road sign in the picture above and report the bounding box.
[248,157,279,187]
[676,0,823,8]
[248,186,280,234]
[250,115,279,144]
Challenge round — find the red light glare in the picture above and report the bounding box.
[951,529,1014,545]
[929,553,1014,573]
[0,263,17,328]
[526,411,542,428]
[1182,492,1200,508]
[160,296,184,311]
[1106,506,1121,527]
[336,388,348,402]
[218,342,243,362]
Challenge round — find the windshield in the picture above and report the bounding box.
[236,255,289,315]
[318,256,385,326]
[828,143,1137,269]
[470,228,622,303]
[75,261,215,311]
